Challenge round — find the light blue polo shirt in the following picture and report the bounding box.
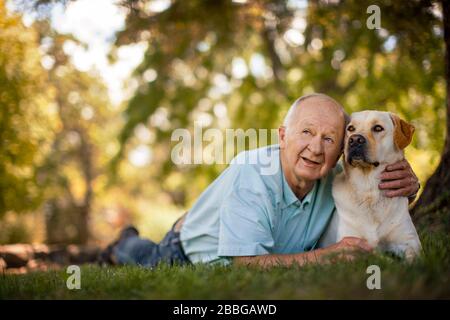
[180,144,339,265]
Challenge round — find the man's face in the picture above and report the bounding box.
[280,98,345,183]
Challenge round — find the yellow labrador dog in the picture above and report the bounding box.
[319,111,421,260]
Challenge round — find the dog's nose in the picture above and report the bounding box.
[349,134,366,147]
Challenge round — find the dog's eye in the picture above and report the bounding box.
[347,125,355,132]
[373,125,384,132]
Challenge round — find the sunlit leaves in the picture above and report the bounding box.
[0,2,53,215]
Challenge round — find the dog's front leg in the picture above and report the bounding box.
[382,241,421,261]
[384,219,422,261]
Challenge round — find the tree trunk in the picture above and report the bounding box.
[412,0,450,219]
[75,127,93,245]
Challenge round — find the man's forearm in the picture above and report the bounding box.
[233,247,330,268]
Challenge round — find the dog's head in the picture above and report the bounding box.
[344,111,415,168]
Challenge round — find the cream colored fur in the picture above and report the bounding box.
[319,111,421,260]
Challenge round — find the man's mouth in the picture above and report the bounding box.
[301,157,321,167]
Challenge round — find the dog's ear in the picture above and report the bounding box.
[390,113,415,150]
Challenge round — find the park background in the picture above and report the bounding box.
[0,0,449,299]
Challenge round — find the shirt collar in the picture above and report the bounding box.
[280,160,316,210]
[301,184,315,210]
[281,167,299,208]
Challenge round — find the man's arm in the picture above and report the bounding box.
[233,237,373,268]
[379,159,420,203]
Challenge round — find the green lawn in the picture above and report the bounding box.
[1,230,450,299]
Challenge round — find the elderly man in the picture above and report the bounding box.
[100,93,419,268]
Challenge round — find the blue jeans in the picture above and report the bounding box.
[113,221,190,268]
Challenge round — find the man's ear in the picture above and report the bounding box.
[279,126,287,149]
[390,113,415,150]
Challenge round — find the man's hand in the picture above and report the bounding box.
[379,159,420,199]
[324,236,373,259]
[328,236,373,252]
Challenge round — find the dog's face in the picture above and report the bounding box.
[344,111,415,168]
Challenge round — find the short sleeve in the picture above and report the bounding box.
[217,188,274,257]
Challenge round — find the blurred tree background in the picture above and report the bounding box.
[0,0,447,246]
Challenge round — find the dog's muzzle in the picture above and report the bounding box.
[346,134,380,167]
[347,134,366,162]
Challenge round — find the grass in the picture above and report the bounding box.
[1,229,450,299]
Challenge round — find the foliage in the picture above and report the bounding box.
[34,23,118,243]
[0,1,54,216]
[0,2,122,243]
[112,0,446,206]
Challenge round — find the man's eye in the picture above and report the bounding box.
[302,129,311,135]
[324,137,334,143]
[347,125,355,132]
[373,125,384,132]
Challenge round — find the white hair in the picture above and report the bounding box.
[282,93,349,129]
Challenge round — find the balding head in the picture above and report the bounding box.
[283,93,349,130]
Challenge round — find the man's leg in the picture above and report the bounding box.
[148,223,190,266]
[113,236,159,266]
[111,218,190,268]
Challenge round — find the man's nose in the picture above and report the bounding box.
[308,135,324,155]
[348,134,366,147]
